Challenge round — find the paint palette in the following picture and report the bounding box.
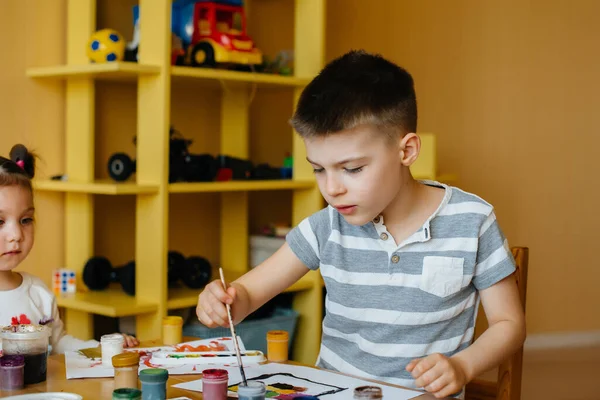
[150,350,265,365]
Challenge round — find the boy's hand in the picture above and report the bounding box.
[406,353,468,398]
[196,279,237,328]
[121,333,139,348]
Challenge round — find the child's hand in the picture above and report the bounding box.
[121,333,139,348]
[196,279,237,328]
[406,353,468,398]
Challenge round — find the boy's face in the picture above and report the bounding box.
[0,185,35,272]
[305,124,409,226]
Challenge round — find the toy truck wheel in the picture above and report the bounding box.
[190,42,216,67]
[108,153,135,182]
[124,46,138,62]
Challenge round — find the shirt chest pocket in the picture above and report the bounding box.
[420,256,465,297]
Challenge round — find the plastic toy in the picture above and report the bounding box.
[256,50,294,76]
[82,257,136,296]
[52,269,76,295]
[87,29,126,63]
[125,0,262,68]
[107,127,217,183]
[107,127,292,183]
[168,251,212,289]
[83,252,212,297]
[281,153,293,179]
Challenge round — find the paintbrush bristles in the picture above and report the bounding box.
[219,267,248,386]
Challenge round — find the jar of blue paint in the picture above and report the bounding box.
[237,381,266,400]
[139,368,169,400]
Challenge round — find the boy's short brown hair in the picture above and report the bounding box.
[290,50,417,138]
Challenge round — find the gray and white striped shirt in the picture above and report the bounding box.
[286,181,516,394]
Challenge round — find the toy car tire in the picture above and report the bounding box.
[108,153,135,182]
[190,42,216,67]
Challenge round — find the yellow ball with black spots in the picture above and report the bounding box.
[87,29,125,63]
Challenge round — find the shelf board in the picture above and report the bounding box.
[56,289,158,318]
[33,179,159,195]
[26,62,160,82]
[169,179,315,193]
[167,272,317,310]
[171,66,311,88]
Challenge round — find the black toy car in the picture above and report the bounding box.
[107,127,218,183]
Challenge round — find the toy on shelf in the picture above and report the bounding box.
[52,269,76,295]
[256,50,294,76]
[281,153,293,179]
[107,127,291,183]
[125,0,262,69]
[167,251,212,289]
[82,257,136,296]
[82,252,212,296]
[107,127,216,183]
[87,29,126,63]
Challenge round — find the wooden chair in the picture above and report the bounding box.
[465,246,529,400]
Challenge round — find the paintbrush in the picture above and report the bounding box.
[219,267,248,386]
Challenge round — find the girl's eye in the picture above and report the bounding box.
[0,220,4,226]
[345,166,363,174]
[21,218,33,224]
[312,168,324,174]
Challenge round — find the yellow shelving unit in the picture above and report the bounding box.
[28,0,326,365]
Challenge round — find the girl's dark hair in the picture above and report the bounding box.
[0,144,36,192]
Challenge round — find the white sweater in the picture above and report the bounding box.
[0,272,99,354]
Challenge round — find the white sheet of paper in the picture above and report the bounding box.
[173,363,422,399]
[64,337,248,379]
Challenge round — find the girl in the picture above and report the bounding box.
[0,144,138,353]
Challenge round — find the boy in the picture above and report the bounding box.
[196,50,526,399]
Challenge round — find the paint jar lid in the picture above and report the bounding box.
[112,352,140,368]
[162,316,183,325]
[101,333,125,344]
[112,388,142,400]
[0,354,25,367]
[267,330,289,341]
[353,385,383,399]
[237,381,266,396]
[202,368,229,381]
[139,368,169,383]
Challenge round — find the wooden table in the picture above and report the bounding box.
[0,340,442,399]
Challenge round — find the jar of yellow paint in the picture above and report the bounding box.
[162,316,183,345]
[112,352,140,390]
[266,330,289,362]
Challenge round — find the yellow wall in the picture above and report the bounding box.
[0,0,66,284]
[327,0,600,334]
[1,0,598,335]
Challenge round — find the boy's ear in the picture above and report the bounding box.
[399,133,420,166]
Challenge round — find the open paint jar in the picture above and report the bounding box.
[202,368,228,400]
[0,324,50,384]
[0,354,25,390]
[237,381,266,400]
